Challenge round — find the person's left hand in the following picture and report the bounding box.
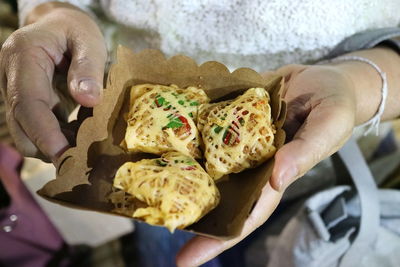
[176,63,358,266]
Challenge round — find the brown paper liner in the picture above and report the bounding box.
[38,46,286,239]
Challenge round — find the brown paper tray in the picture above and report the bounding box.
[38,46,286,239]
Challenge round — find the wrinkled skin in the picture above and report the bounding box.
[0,8,106,162]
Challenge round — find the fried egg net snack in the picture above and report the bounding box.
[112,152,220,232]
[124,84,210,158]
[198,88,276,180]
[108,187,137,216]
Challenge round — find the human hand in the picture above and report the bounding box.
[176,64,358,266]
[0,3,107,162]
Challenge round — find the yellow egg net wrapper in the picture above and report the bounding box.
[108,188,137,217]
[124,84,210,158]
[112,152,220,232]
[198,88,276,180]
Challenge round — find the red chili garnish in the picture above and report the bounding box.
[242,110,249,115]
[227,125,239,136]
[179,116,191,131]
[232,120,240,129]
[174,115,192,138]
[182,166,196,171]
[223,127,240,146]
[178,115,188,124]
[223,131,232,145]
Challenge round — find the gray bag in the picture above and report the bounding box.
[267,138,400,267]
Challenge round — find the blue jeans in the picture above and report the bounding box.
[129,221,221,267]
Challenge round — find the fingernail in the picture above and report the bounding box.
[277,166,298,192]
[78,79,101,97]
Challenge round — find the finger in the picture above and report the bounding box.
[270,101,354,192]
[6,116,51,161]
[6,110,38,156]
[176,183,283,267]
[67,30,107,107]
[6,47,69,161]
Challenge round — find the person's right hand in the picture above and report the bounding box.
[0,3,107,162]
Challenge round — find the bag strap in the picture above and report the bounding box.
[338,138,380,267]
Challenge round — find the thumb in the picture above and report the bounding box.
[67,33,107,107]
[270,101,354,192]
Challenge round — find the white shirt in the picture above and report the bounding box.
[19,0,400,71]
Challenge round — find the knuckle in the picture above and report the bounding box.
[1,30,30,53]
[327,105,355,133]
[1,31,55,76]
[296,139,325,174]
[75,55,91,66]
[26,48,54,74]
[11,97,26,121]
